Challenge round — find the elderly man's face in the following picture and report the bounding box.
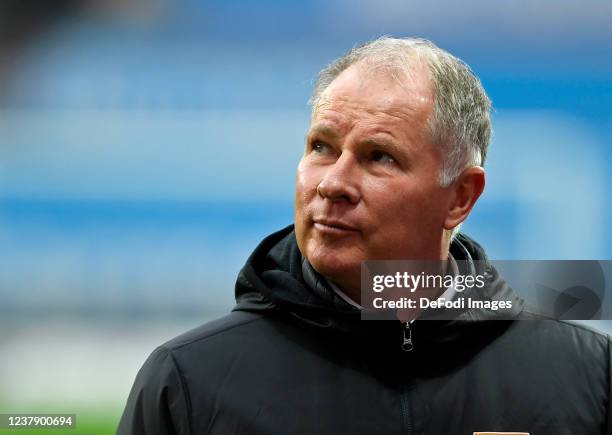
[295,63,455,294]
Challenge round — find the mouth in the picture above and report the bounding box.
[313,218,360,234]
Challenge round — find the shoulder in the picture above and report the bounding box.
[118,311,274,434]
[516,311,609,339]
[149,311,277,371]
[505,316,610,361]
[160,310,267,351]
[129,311,271,389]
[154,310,297,375]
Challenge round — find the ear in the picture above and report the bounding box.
[444,166,486,230]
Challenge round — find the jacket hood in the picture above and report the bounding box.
[233,225,525,346]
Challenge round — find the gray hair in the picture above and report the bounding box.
[309,36,492,188]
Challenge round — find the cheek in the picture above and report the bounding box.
[367,180,448,231]
[294,160,319,238]
[295,160,320,206]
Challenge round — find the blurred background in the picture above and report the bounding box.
[0,0,611,433]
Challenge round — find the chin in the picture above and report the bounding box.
[307,246,361,285]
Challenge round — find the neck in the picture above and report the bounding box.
[327,279,363,309]
[330,246,452,308]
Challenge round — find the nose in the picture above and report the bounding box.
[317,152,360,204]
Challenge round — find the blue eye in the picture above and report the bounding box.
[312,141,331,153]
[371,150,395,164]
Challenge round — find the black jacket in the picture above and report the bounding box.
[118,225,612,435]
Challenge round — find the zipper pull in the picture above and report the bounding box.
[402,321,414,352]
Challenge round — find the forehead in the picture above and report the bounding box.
[312,62,435,131]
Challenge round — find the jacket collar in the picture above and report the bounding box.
[233,225,525,348]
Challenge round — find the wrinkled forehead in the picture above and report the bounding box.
[312,61,435,122]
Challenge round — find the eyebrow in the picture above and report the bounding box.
[306,124,341,139]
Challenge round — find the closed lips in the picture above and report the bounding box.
[314,219,360,231]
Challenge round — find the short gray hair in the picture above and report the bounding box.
[309,36,492,188]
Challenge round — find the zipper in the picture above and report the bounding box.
[402,321,414,352]
[400,386,414,435]
[400,322,416,434]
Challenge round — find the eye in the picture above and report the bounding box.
[312,141,332,154]
[371,150,395,164]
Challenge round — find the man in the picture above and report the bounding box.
[118,37,611,435]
